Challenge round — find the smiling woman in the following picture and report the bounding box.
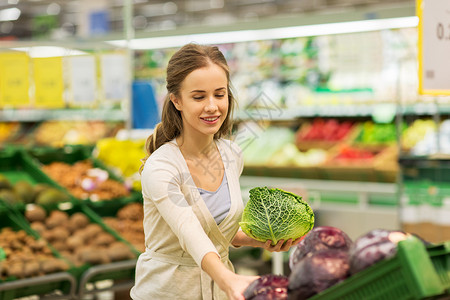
[131,44,299,300]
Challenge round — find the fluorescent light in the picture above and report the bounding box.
[106,16,419,50]
[11,46,88,58]
[0,7,21,21]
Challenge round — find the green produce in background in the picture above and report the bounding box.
[356,121,399,145]
[239,187,314,245]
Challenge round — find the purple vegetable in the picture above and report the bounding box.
[288,249,350,300]
[289,226,352,271]
[244,274,289,300]
[349,229,408,274]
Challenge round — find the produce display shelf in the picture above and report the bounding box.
[242,164,396,184]
[309,237,446,300]
[11,202,140,294]
[0,108,127,122]
[0,208,76,299]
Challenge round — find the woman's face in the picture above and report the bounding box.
[171,63,229,138]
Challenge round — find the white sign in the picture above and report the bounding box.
[100,54,128,101]
[68,56,97,104]
[419,0,450,94]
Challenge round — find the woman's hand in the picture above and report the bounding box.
[232,230,303,252]
[224,274,259,300]
[261,237,303,252]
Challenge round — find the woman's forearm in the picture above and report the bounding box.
[231,230,259,248]
[201,252,234,292]
[201,252,254,300]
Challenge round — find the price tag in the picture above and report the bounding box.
[0,52,30,108]
[33,57,64,108]
[67,55,96,106]
[418,0,450,95]
[100,54,128,101]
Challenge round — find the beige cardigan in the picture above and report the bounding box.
[131,138,244,300]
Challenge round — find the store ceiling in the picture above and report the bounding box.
[0,0,414,40]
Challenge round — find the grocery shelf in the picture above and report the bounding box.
[0,109,127,122]
[235,103,450,121]
[240,175,397,206]
[77,259,137,299]
[235,105,379,121]
[0,272,77,300]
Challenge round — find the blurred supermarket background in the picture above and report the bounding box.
[0,0,449,299]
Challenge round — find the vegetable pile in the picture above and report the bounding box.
[289,226,352,271]
[239,187,314,245]
[25,205,136,266]
[244,227,419,300]
[243,274,289,300]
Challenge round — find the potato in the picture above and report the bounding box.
[30,222,46,234]
[52,241,69,252]
[23,260,40,277]
[41,230,55,242]
[78,248,110,265]
[83,223,103,240]
[25,205,47,223]
[107,243,134,261]
[67,235,83,251]
[45,210,69,229]
[40,258,68,273]
[30,239,47,251]
[94,233,116,247]
[51,227,70,241]
[6,262,24,278]
[69,212,89,229]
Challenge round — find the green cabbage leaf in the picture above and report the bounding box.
[239,187,315,245]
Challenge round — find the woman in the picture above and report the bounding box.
[131,43,299,300]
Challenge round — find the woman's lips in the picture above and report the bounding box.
[201,116,220,124]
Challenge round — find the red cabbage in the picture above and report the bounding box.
[289,226,352,271]
[244,274,289,300]
[288,249,350,300]
[349,229,408,274]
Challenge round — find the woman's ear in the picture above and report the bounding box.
[170,93,182,111]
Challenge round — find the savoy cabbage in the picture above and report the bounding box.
[239,187,314,245]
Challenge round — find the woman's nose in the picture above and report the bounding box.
[205,97,218,112]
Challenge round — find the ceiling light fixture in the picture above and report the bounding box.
[106,16,419,50]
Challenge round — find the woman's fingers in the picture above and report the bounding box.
[264,238,300,252]
[280,239,294,251]
[293,237,303,245]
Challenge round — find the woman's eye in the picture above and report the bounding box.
[193,96,204,100]
[216,94,225,98]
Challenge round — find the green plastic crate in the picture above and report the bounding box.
[309,236,445,300]
[0,149,71,211]
[427,241,450,292]
[0,149,60,187]
[27,145,142,208]
[0,209,75,300]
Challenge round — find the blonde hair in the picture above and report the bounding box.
[139,43,236,173]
